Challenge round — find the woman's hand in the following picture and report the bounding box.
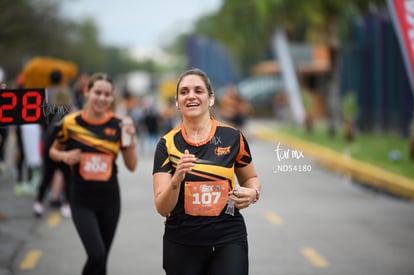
[121,117,136,136]
[62,149,82,165]
[120,117,136,148]
[171,149,196,188]
[120,116,138,171]
[229,187,257,209]
[232,162,261,209]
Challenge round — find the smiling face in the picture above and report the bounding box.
[175,69,215,120]
[176,74,214,119]
[85,78,114,119]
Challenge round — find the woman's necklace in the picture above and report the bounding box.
[185,122,212,146]
[188,130,208,145]
[85,110,107,121]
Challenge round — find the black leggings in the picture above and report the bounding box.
[71,195,120,275]
[36,151,71,203]
[36,114,71,203]
[163,238,249,275]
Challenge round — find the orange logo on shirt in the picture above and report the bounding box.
[104,127,117,136]
[215,146,231,156]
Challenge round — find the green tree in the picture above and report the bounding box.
[0,0,154,82]
[302,89,314,133]
[63,19,107,73]
[0,0,71,78]
[186,0,387,138]
[190,0,385,76]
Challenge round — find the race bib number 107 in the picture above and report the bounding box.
[184,180,230,216]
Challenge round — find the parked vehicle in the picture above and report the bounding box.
[216,75,285,117]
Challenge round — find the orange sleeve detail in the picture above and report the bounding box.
[236,133,250,165]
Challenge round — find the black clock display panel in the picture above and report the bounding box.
[0,88,47,126]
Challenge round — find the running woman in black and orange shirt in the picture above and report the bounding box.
[152,68,261,275]
[49,73,138,275]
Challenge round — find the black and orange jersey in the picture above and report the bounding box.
[153,117,252,246]
[55,110,123,200]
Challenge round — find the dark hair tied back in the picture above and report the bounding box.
[176,68,213,97]
[87,73,113,91]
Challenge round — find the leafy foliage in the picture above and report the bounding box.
[0,0,387,82]
[191,0,386,76]
[0,0,147,82]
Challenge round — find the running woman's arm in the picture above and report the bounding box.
[120,116,138,171]
[153,149,195,217]
[121,144,138,172]
[231,163,261,209]
[49,140,81,165]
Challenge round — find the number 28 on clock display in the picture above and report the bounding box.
[0,88,47,126]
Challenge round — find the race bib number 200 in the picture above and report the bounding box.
[184,180,230,216]
[79,153,113,181]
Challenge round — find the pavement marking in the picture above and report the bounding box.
[300,247,329,268]
[264,211,283,225]
[47,212,61,228]
[19,249,42,270]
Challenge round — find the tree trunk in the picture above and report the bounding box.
[305,114,314,133]
[410,136,414,160]
[344,120,354,142]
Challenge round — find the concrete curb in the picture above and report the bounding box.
[254,127,414,201]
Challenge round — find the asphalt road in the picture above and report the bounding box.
[3,122,414,275]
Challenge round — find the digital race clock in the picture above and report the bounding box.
[0,88,47,126]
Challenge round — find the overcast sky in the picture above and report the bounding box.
[60,0,223,49]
